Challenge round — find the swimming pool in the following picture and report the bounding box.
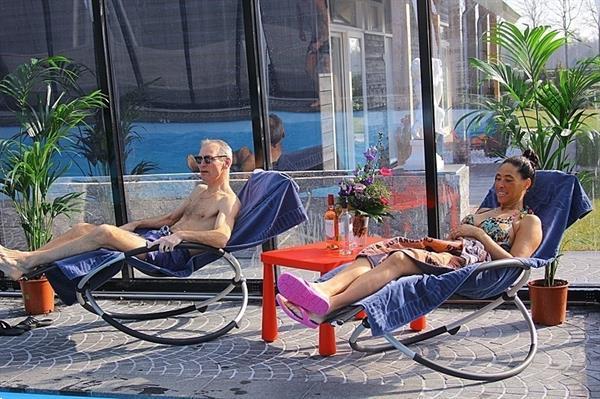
[0,111,323,175]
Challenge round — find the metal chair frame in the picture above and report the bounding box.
[327,258,537,381]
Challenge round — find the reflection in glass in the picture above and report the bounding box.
[107,0,253,176]
[349,36,366,159]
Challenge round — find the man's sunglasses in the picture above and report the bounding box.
[193,155,229,164]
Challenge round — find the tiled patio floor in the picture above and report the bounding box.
[1,293,599,398]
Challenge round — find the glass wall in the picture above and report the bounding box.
[1,0,597,289]
[259,0,453,253]
[104,1,260,277]
[106,0,252,175]
[0,1,115,253]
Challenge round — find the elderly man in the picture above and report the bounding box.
[0,139,240,281]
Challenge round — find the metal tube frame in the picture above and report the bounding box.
[74,243,249,346]
[346,260,538,381]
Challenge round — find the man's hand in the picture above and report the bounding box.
[449,224,484,241]
[147,233,183,252]
[120,222,139,232]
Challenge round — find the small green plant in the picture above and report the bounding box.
[544,253,563,287]
[0,56,107,250]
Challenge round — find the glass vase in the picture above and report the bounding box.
[352,214,369,248]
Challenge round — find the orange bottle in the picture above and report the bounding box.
[324,194,339,249]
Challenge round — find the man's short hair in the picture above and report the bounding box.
[201,139,233,159]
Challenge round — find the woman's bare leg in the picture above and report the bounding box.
[311,257,373,297]
[327,251,421,312]
[0,224,147,278]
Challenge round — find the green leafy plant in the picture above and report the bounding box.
[0,56,107,251]
[458,22,600,173]
[545,253,563,287]
[459,22,600,287]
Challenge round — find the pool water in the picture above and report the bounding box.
[0,111,322,175]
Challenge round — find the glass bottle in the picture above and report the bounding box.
[338,197,352,255]
[324,194,339,249]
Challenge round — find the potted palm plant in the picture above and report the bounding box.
[460,22,600,325]
[0,56,107,314]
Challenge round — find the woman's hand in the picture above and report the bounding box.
[187,154,199,173]
[147,233,183,252]
[449,224,484,241]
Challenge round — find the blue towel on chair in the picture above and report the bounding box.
[327,171,592,337]
[47,170,307,304]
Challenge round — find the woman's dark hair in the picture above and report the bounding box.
[269,113,285,146]
[502,149,539,186]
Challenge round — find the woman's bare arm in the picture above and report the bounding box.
[450,214,542,260]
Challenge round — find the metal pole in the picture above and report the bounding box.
[241,0,271,170]
[241,0,277,268]
[416,0,440,238]
[91,0,132,279]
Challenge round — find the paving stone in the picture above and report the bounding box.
[0,297,598,398]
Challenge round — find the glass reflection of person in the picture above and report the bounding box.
[187,114,285,173]
[297,0,331,108]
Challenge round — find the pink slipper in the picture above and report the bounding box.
[276,294,321,329]
[277,272,330,316]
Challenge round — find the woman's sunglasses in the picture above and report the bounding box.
[193,155,229,164]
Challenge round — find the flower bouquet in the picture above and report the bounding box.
[338,144,392,238]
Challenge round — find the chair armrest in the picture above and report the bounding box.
[471,258,530,277]
[124,242,225,258]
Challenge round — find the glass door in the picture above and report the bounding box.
[330,29,367,170]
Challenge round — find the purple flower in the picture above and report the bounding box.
[338,180,353,196]
[363,147,377,162]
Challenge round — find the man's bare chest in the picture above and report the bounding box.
[184,199,220,221]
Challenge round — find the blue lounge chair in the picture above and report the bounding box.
[25,170,307,345]
[323,170,592,381]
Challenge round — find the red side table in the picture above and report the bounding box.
[261,238,380,356]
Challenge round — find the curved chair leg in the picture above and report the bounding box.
[349,294,538,381]
[76,252,249,345]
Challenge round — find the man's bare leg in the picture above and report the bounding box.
[37,223,97,251]
[0,224,147,279]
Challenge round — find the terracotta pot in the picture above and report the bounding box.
[19,277,55,315]
[528,279,568,326]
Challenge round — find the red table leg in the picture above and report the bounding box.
[318,270,336,356]
[318,323,336,356]
[262,262,278,342]
[409,315,427,331]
